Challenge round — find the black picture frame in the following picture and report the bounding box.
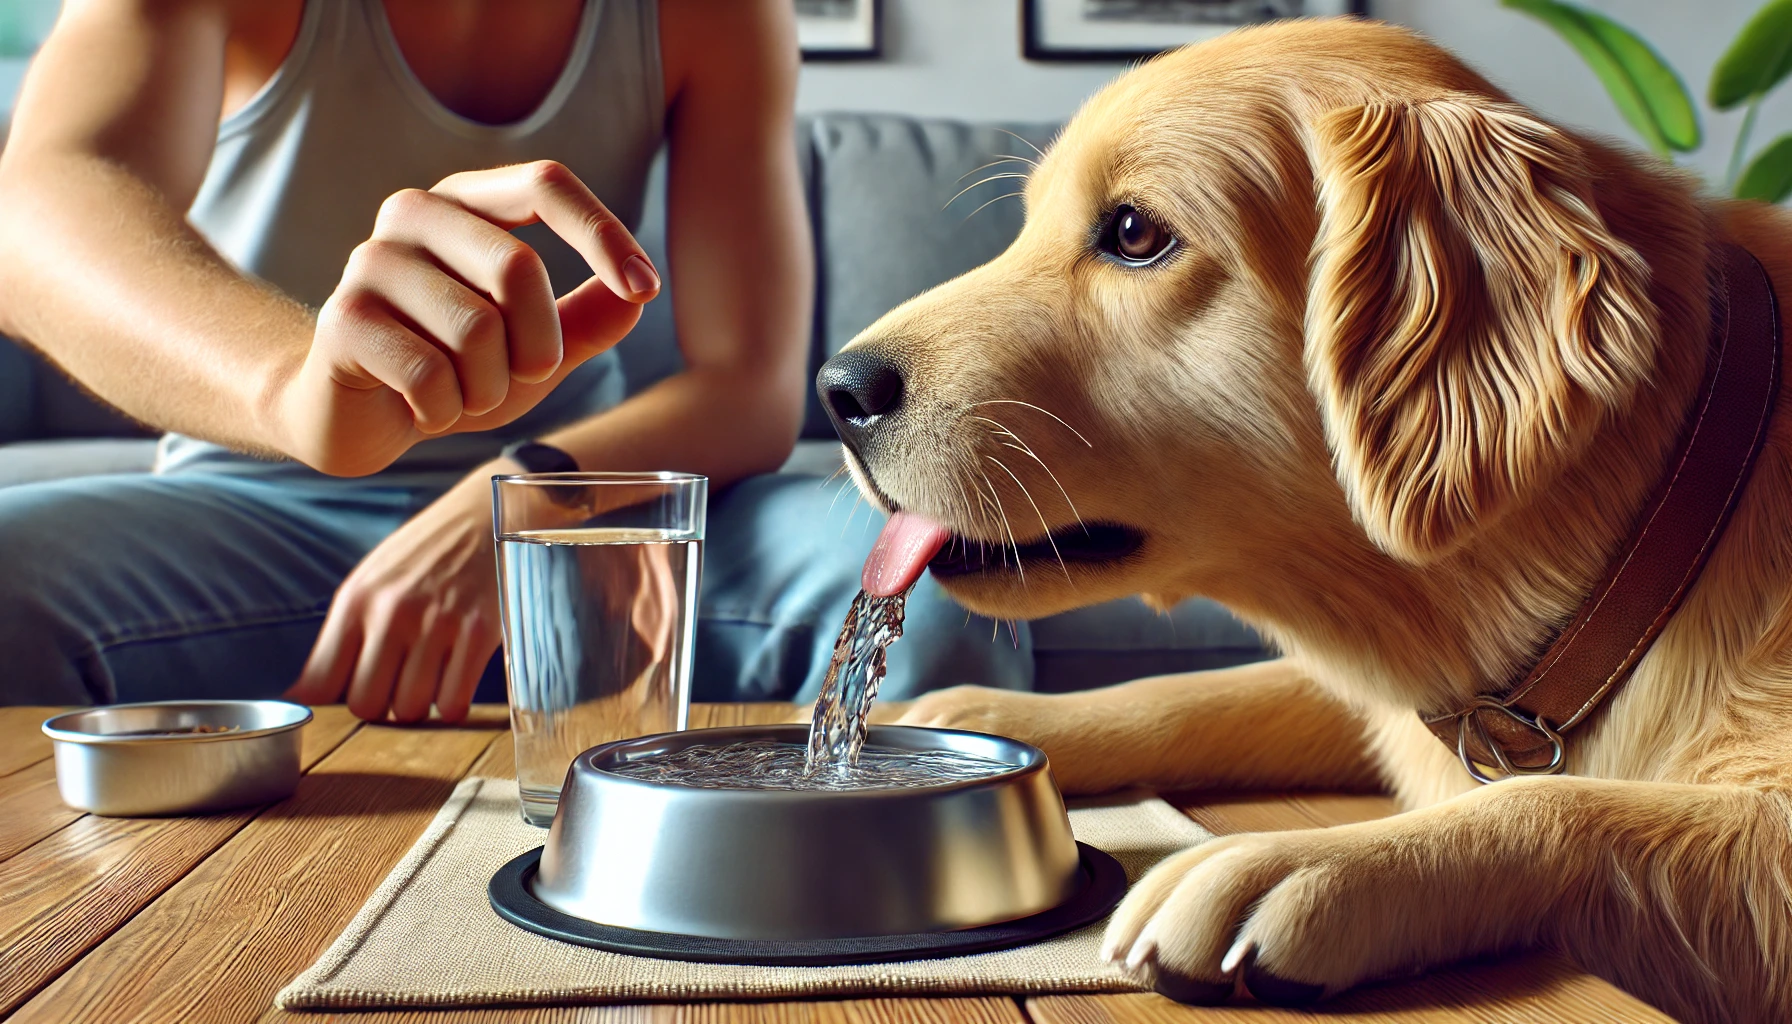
[798,0,884,61]
[1023,0,1369,63]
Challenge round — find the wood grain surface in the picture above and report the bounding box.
[0,704,1676,1024]
[0,705,364,1016]
[0,761,81,862]
[7,718,502,1024]
[1166,791,1400,837]
[0,707,57,778]
[256,996,1031,1024]
[1027,953,1675,1023]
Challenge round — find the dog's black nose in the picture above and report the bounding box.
[817,349,904,432]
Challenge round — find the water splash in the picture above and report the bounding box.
[609,738,1008,791]
[805,585,913,773]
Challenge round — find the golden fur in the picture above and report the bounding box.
[830,18,1792,1022]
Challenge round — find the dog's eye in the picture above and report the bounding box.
[1101,204,1174,264]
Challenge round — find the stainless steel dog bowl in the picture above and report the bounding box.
[42,700,312,816]
[531,724,1084,941]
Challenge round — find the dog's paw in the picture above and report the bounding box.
[900,685,1046,735]
[1102,828,1452,1005]
[902,686,1122,793]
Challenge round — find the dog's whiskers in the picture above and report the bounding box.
[970,475,1008,567]
[956,156,1036,183]
[987,452,1073,585]
[964,191,1026,223]
[994,127,1048,162]
[970,399,1094,448]
[968,414,1089,534]
[824,475,851,520]
[949,470,987,543]
[839,492,864,539]
[977,467,1027,586]
[943,173,1032,211]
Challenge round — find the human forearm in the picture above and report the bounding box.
[539,365,803,486]
[0,153,311,454]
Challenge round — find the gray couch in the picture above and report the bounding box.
[0,113,1266,692]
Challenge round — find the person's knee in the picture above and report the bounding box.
[0,489,118,704]
[0,556,103,704]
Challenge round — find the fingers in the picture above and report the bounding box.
[315,288,464,434]
[304,575,498,725]
[429,161,658,380]
[446,283,642,435]
[436,618,500,725]
[344,239,516,415]
[430,159,660,306]
[371,187,564,383]
[319,161,652,445]
[390,607,454,724]
[346,595,408,722]
[288,605,363,706]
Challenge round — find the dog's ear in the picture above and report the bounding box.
[1305,96,1657,562]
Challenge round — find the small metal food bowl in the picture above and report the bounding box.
[502,723,1104,950]
[41,700,313,816]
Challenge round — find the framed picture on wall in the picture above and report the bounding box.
[797,0,882,60]
[1024,0,1367,62]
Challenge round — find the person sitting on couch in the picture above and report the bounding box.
[0,0,1035,715]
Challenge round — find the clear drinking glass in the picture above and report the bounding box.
[492,472,707,826]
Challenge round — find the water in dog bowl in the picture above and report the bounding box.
[607,738,1012,790]
[615,584,1004,790]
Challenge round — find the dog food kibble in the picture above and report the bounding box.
[113,723,243,737]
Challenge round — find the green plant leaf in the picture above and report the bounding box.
[1503,0,1701,155]
[1579,10,1701,151]
[1737,133,1792,202]
[1710,0,1792,110]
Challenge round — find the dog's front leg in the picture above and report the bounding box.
[1108,775,1790,1023]
[899,658,1383,794]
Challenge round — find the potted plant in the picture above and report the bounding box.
[1506,0,1792,202]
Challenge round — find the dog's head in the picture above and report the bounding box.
[821,19,1662,625]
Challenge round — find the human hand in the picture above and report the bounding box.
[276,161,659,477]
[284,465,506,722]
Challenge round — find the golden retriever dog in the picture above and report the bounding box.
[814,17,1792,1024]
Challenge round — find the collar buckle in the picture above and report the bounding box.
[1454,697,1566,784]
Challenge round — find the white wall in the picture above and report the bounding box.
[4,1,1786,189]
[797,0,1123,123]
[798,0,1790,188]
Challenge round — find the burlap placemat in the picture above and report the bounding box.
[277,776,1211,1010]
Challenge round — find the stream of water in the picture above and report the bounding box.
[804,585,914,773]
[605,584,1011,790]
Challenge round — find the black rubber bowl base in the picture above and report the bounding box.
[489,842,1127,967]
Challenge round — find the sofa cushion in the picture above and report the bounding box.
[1029,598,1268,693]
[0,437,159,487]
[0,336,34,441]
[610,115,1058,440]
[778,438,844,478]
[805,115,1056,437]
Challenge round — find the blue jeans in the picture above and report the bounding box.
[0,470,1033,706]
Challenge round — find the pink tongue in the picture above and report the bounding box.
[863,511,952,597]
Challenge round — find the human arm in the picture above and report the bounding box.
[0,0,656,475]
[286,0,813,721]
[534,0,812,480]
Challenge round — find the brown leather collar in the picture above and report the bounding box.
[1422,242,1782,783]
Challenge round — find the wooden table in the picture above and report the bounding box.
[0,703,1673,1023]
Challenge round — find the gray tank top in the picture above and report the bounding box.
[157,0,662,481]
